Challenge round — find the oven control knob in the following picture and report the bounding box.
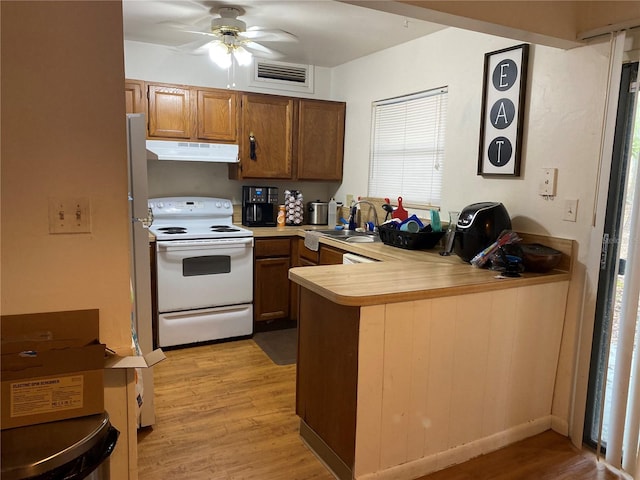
[223,201,231,209]
[156,202,164,209]
[215,201,222,208]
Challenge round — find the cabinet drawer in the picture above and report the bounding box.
[319,245,345,265]
[255,238,291,258]
[298,238,319,264]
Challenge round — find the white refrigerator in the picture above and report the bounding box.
[126,113,156,427]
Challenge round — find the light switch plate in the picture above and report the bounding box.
[563,198,578,222]
[539,168,557,196]
[48,197,92,234]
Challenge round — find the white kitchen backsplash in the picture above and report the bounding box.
[147,160,336,206]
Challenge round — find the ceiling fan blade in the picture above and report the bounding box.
[174,37,215,54]
[183,29,218,38]
[242,27,297,43]
[243,41,284,59]
[158,16,210,30]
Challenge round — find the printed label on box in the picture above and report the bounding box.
[10,375,84,417]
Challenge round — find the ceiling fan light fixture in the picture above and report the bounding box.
[210,7,247,36]
[209,42,232,69]
[233,46,252,66]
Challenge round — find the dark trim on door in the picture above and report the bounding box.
[583,61,638,449]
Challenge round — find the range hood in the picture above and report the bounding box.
[146,140,239,163]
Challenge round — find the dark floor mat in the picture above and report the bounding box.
[252,327,297,365]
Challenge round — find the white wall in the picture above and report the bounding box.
[333,27,610,236]
[125,40,336,97]
[146,160,336,206]
[332,27,613,441]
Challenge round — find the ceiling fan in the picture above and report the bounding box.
[176,6,297,68]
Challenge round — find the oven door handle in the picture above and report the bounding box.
[157,238,253,251]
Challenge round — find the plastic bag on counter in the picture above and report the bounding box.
[470,230,521,268]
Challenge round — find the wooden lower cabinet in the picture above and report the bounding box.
[254,238,292,323]
[290,239,346,321]
[319,244,345,265]
[297,238,345,266]
[297,238,319,265]
[253,237,347,324]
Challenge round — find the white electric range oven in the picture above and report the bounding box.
[148,197,253,348]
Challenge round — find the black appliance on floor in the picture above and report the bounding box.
[453,202,511,262]
[242,186,278,226]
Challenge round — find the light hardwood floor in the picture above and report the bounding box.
[137,338,333,480]
[138,338,625,480]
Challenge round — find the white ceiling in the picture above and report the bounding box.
[122,0,446,68]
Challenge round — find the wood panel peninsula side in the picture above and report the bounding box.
[289,235,573,480]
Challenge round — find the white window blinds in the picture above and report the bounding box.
[368,87,448,206]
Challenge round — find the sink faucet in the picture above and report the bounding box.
[349,200,379,231]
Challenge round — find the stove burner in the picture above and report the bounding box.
[158,227,187,234]
[210,225,240,233]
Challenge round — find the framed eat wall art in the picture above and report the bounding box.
[477,43,529,176]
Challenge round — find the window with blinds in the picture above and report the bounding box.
[368,87,448,207]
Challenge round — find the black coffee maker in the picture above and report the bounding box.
[453,202,511,262]
[242,186,278,226]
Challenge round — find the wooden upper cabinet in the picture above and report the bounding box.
[240,93,294,179]
[297,99,345,181]
[145,82,238,143]
[147,84,192,139]
[124,79,145,114]
[196,89,238,142]
[133,80,346,180]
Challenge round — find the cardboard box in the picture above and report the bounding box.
[1,310,105,429]
[104,348,166,369]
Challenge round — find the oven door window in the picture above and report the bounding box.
[182,255,231,277]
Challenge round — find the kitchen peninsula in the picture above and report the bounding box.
[287,233,573,480]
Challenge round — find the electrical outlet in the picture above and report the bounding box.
[563,198,578,222]
[539,168,557,196]
[346,194,354,206]
[48,197,92,234]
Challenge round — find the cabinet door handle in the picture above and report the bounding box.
[249,132,256,160]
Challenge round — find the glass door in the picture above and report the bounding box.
[584,61,640,474]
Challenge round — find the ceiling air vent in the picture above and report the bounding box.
[251,59,314,94]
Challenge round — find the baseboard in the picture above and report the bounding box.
[300,419,352,480]
[356,416,553,480]
[551,415,569,436]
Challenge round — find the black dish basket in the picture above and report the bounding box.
[378,224,445,250]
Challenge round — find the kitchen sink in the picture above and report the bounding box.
[310,229,381,243]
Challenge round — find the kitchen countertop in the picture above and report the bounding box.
[245,225,459,263]
[247,225,574,307]
[289,261,570,307]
